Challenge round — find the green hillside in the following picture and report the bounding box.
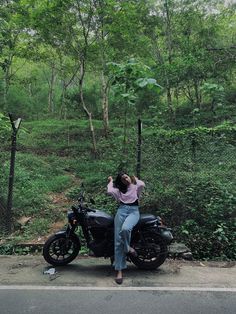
[0,118,235,259]
[0,0,235,259]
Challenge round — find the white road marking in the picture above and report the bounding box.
[0,285,235,292]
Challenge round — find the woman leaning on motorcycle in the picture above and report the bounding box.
[107,172,145,284]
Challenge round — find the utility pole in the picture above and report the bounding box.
[6,113,22,233]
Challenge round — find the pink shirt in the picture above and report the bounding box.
[107,178,145,203]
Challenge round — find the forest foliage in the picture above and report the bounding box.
[0,0,236,259]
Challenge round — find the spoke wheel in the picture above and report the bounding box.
[43,234,80,266]
[130,231,168,270]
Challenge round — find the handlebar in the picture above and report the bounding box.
[71,205,96,213]
[85,207,96,213]
[73,187,96,213]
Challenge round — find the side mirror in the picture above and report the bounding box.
[90,198,95,205]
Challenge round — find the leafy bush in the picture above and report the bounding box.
[178,181,236,259]
[141,125,236,260]
[141,179,236,260]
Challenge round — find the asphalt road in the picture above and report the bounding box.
[0,287,236,314]
[0,255,235,314]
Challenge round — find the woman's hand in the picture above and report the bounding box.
[130,175,137,184]
[108,176,113,182]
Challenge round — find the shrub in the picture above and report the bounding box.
[178,180,236,259]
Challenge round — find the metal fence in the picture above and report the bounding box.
[113,123,236,199]
[1,120,235,236]
[131,126,235,233]
[142,130,235,188]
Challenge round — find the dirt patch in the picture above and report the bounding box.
[18,173,80,245]
[48,193,71,208]
[169,259,236,268]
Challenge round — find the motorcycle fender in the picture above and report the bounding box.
[55,230,82,250]
[158,227,173,244]
[143,227,173,244]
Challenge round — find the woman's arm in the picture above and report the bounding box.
[107,177,120,201]
[135,177,145,197]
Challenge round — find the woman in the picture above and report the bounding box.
[107,172,145,284]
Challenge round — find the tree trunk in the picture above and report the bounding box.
[183,84,194,105]
[123,106,127,153]
[174,86,180,107]
[0,198,6,232]
[152,41,175,118]
[164,0,174,120]
[1,31,18,112]
[164,0,172,65]
[194,80,202,109]
[28,82,32,97]
[166,80,174,116]
[2,64,11,112]
[2,76,8,112]
[79,60,97,156]
[48,63,56,114]
[101,70,109,137]
[211,99,216,126]
[60,80,67,120]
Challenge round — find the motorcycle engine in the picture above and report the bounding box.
[88,239,110,257]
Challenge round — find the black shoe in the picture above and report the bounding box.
[115,277,123,285]
[128,248,138,258]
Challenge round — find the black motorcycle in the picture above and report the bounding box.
[43,192,173,270]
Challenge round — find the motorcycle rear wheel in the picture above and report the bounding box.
[130,231,168,270]
[43,234,80,266]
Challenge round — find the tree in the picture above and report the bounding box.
[201,82,225,125]
[29,0,98,154]
[91,0,152,136]
[142,0,235,123]
[108,58,161,153]
[0,0,25,111]
[0,111,10,139]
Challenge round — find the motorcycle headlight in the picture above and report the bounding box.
[67,210,75,221]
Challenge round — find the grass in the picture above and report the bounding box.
[0,117,235,259]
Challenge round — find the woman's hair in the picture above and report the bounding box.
[114,172,128,194]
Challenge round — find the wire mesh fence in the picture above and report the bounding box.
[141,128,236,195]
[137,126,236,258]
[114,123,236,201]
[0,194,7,234]
[0,119,235,258]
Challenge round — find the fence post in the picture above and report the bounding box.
[136,119,142,179]
[191,135,197,162]
[6,114,22,234]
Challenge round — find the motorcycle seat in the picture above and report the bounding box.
[137,214,157,226]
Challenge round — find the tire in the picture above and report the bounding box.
[43,233,80,266]
[130,231,168,270]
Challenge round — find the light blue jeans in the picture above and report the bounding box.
[114,204,140,271]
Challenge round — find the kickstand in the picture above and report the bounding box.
[110,256,114,266]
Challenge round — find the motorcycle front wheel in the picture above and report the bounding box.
[130,231,168,270]
[43,233,80,266]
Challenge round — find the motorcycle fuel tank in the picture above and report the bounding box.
[87,210,114,227]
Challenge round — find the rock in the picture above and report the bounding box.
[169,242,193,260]
[17,216,32,227]
[169,242,191,254]
[182,252,193,261]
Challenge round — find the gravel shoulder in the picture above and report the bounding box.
[0,255,235,287]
